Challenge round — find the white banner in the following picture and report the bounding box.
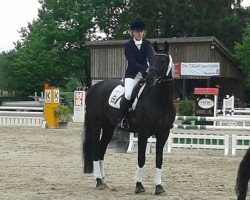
[181,62,220,76]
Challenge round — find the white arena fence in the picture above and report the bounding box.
[0,116,43,126]
[0,106,44,126]
[231,134,250,156]
[221,95,250,116]
[167,133,229,156]
[0,106,44,115]
[127,133,156,154]
[127,115,250,156]
[127,132,230,156]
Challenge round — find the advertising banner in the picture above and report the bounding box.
[181,62,220,76]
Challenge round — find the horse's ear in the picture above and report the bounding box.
[154,42,159,52]
[164,41,169,53]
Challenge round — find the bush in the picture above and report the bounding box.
[179,100,194,116]
[54,104,72,122]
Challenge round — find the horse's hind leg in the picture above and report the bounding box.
[90,124,106,190]
[93,119,115,190]
[98,120,115,183]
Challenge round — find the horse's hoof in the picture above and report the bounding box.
[96,178,108,190]
[135,182,146,194]
[155,184,165,195]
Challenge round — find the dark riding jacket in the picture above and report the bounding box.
[124,39,154,79]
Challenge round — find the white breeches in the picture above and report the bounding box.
[124,72,143,100]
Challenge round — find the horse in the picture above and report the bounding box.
[236,147,250,200]
[82,41,176,195]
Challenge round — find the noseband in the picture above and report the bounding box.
[148,53,173,84]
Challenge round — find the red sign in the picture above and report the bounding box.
[194,88,219,95]
[173,62,181,79]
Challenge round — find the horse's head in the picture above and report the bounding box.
[146,41,173,85]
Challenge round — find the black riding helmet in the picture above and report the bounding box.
[130,19,146,31]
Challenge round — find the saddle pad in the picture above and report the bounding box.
[108,83,146,110]
[108,85,124,109]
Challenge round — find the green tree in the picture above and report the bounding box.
[113,0,247,51]
[235,23,250,102]
[0,0,249,98]
[0,51,17,93]
[0,0,94,97]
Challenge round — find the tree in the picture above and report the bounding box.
[113,0,248,51]
[235,23,250,102]
[0,0,249,98]
[0,0,95,97]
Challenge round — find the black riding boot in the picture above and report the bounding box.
[116,98,130,130]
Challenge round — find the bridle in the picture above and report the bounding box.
[148,53,174,84]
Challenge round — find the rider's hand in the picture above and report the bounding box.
[142,70,147,78]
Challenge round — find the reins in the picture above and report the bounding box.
[148,53,174,85]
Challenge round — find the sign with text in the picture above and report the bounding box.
[181,62,220,76]
[73,91,86,122]
[173,62,181,79]
[194,88,219,95]
[45,89,51,103]
[54,89,60,103]
[198,98,214,109]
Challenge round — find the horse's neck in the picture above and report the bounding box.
[146,82,173,108]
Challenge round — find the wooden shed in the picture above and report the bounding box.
[85,36,245,102]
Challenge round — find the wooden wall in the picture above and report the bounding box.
[86,36,242,80]
[86,36,245,101]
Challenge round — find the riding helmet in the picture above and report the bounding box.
[130,19,146,31]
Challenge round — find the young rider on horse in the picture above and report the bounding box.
[116,19,154,129]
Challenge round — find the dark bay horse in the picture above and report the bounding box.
[82,41,176,195]
[236,147,250,200]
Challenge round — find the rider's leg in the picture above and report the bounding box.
[117,73,142,129]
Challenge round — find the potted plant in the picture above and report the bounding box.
[179,100,194,125]
[54,104,72,128]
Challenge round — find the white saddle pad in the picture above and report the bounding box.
[108,85,124,109]
[108,84,146,110]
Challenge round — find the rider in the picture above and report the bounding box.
[116,18,154,129]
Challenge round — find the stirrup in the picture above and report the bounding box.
[117,118,129,130]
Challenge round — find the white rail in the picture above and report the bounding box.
[0,106,44,116]
[0,116,43,126]
[232,134,250,156]
[167,133,229,156]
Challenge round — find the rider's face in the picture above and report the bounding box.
[132,30,145,41]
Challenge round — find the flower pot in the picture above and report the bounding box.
[59,121,68,129]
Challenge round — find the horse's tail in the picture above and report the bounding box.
[236,147,250,200]
[82,110,93,174]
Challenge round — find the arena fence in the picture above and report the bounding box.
[231,134,250,156]
[0,116,43,126]
[127,115,250,156]
[167,133,229,156]
[127,132,250,156]
[0,106,44,126]
[175,116,250,130]
[0,106,44,116]
[127,133,156,154]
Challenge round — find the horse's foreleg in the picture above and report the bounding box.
[154,132,169,195]
[134,135,148,194]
